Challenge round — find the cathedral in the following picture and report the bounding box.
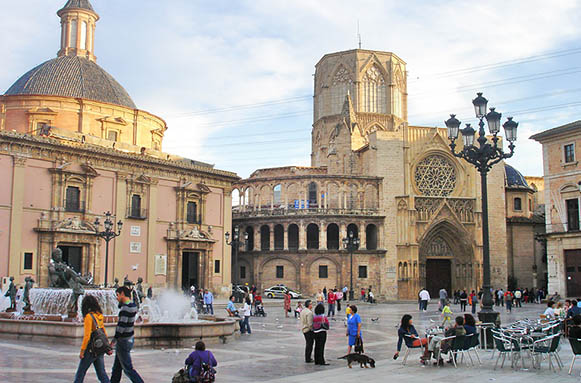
[0,0,238,294]
[233,49,545,299]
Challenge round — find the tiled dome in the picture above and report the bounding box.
[4,56,136,109]
[505,163,530,189]
[60,0,95,13]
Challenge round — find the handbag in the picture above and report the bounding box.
[87,313,112,356]
[171,366,190,383]
[354,335,364,354]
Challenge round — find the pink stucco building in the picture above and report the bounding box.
[0,0,238,295]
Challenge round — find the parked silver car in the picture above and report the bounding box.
[264,285,301,299]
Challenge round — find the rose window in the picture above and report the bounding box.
[414,155,457,196]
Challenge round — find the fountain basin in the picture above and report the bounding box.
[0,316,237,347]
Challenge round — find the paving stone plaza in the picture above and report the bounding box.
[0,300,579,382]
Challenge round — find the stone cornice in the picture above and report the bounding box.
[0,131,239,185]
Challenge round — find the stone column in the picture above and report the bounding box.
[284,224,289,251]
[269,223,274,251]
[113,174,127,285]
[359,222,366,250]
[299,221,306,250]
[320,221,327,250]
[8,156,26,280]
[146,181,158,284]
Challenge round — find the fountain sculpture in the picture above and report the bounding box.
[0,248,237,347]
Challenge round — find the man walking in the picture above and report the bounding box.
[111,286,144,383]
[514,289,522,308]
[343,285,348,301]
[439,288,447,312]
[300,300,314,363]
[419,288,430,311]
[204,289,214,315]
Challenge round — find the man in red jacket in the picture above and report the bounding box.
[327,290,336,317]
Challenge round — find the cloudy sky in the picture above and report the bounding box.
[2,0,581,178]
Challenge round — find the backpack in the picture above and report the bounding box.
[87,313,112,356]
[198,351,216,382]
[172,366,190,383]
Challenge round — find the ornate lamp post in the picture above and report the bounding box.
[225,226,248,302]
[445,92,518,325]
[342,230,360,301]
[94,211,123,287]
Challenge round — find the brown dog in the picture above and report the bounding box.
[338,353,376,368]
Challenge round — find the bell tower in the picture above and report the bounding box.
[311,49,408,170]
[57,0,99,62]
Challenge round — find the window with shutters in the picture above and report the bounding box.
[65,186,81,212]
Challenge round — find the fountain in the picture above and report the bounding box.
[0,249,237,347]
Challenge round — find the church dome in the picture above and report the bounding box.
[505,163,530,189]
[4,55,136,109]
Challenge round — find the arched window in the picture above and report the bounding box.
[514,197,522,211]
[366,224,378,250]
[232,189,240,209]
[308,182,318,208]
[327,183,340,209]
[327,223,339,250]
[274,224,284,250]
[288,224,299,251]
[329,65,355,116]
[273,184,282,207]
[80,21,87,50]
[69,20,78,48]
[362,65,386,113]
[260,225,270,251]
[286,184,300,209]
[307,223,319,249]
[245,227,254,251]
[364,184,377,209]
[347,184,358,209]
[347,223,359,239]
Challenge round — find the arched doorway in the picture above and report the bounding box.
[307,223,319,249]
[419,220,475,299]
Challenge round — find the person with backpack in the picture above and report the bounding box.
[74,295,112,383]
[185,341,217,382]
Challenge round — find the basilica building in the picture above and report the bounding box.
[233,49,545,299]
[0,0,238,294]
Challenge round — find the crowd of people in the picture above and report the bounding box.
[418,287,552,314]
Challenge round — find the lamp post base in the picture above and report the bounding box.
[478,310,500,349]
[349,290,354,301]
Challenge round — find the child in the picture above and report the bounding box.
[441,301,453,328]
[294,301,303,319]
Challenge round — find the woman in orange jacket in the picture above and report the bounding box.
[74,295,112,383]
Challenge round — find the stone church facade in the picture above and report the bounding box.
[233,49,511,300]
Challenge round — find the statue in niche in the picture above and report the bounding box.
[329,124,341,155]
[22,276,35,314]
[4,276,17,312]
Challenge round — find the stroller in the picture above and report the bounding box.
[254,303,266,317]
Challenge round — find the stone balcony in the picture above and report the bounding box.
[233,207,384,220]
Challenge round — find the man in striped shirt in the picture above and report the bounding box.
[111,286,144,383]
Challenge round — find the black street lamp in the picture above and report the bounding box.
[225,226,248,302]
[342,230,360,301]
[94,211,123,287]
[445,92,518,325]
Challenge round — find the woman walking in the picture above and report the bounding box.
[240,296,252,334]
[470,290,478,314]
[284,290,292,318]
[346,305,362,354]
[74,295,111,383]
[313,303,330,365]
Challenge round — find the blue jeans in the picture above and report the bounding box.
[328,303,335,317]
[205,303,214,315]
[74,352,110,383]
[111,337,144,383]
[240,316,251,334]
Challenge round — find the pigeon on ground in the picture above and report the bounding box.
[371,317,380,322]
